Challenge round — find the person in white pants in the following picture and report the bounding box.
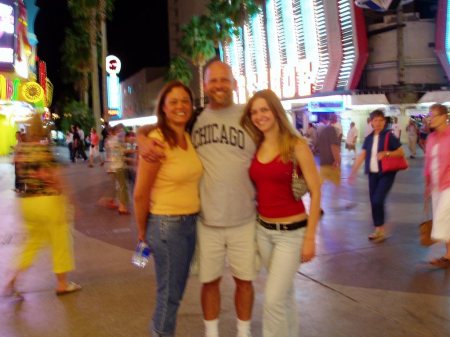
[241,89,321,337]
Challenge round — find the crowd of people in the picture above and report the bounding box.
[4,60,449,337]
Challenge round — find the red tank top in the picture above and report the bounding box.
[249,154,306,218]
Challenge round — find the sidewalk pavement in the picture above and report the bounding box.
[0,146,449,337]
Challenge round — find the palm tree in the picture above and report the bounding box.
[61,23,90,105]
[98,0,116,122]
[206,0,263,46]
[166,56,193,85]
[180,16,216,107]
[65,0,115,132]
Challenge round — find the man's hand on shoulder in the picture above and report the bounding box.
[136,125,166,162]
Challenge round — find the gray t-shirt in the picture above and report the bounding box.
[191,104,256,227]
[317,125,339,166]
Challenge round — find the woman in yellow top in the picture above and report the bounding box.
[133,81,203,337]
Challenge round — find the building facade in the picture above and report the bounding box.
[162,0,448,143]
[0,0,51,156]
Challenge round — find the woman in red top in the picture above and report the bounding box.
[241,89,321,337]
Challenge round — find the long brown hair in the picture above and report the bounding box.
[155,80,194,148]
[241,89,305,162]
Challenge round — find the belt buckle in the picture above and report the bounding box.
[277,223,288,231]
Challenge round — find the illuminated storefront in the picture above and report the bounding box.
[221,0,368,103]
[106,54,123,119]
[0,0,48,156]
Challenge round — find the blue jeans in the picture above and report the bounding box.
[368,172,396,227]
[146,214,197,337]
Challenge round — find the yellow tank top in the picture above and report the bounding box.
[149,129,203,215]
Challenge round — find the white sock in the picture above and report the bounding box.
[204,319,219,337]
[236,318,251,337]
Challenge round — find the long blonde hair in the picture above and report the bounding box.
[241,89,306,162]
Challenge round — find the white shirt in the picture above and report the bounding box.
[78,129,85,140]
[66,132,73,144]
[392,123,401,138]
[370,134,379,173]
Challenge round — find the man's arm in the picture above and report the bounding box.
[331,144,341,167]
[136,124,166,162]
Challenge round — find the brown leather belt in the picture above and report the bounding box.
[257,218,307,231]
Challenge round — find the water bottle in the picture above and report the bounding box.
[132,241,151,268]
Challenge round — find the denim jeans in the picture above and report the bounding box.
[368,172,396,227]
[257,224,306,337]
[146,214,197,337]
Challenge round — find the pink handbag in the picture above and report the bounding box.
[381,132,409,173]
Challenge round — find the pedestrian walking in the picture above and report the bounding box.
[391,117,402,139]
[406,119,418,158]
[345,121,358,159]
[423,104,450,268]
[418,116,429,153]
[3,115,81,300]
[350,109,405,242]
[107,124,130,215]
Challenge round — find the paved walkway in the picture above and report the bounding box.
[0,146,449,337]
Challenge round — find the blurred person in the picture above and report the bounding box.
[424,104,450,268]
[405,119,419,158]
[88,128,100,167]
[134,81,203,337]
[391,117,401,139]
[345,122,358,159]
[12,130,25,192]
[72,125,87,162]
[100,122,109,165]
[364,116,373,138]
[77,124,86,154]
[241,89,321,337]
[350,109,405,242]
[107,123,130,215]
[305,122,318,154]
[331,114,343,143]
[418,116,429,153]
[137,60,257,337]
[65,127,74,162]
[3,115,81,299]
[317,114,341,185]
[124,131,138,188]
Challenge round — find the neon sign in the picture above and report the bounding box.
[0,0,15,68]
[233,61,313,103]
[106,55,122,118]
[0,75,45,104]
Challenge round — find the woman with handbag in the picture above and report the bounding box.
[349,109,405,242]
[241,89,321,337]
[424,104,450,269]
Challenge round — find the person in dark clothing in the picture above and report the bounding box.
[72,126,87,162]
[350,109,405,242]
[100,122,110,165]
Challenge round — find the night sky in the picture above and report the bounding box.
[34,0,169,103]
